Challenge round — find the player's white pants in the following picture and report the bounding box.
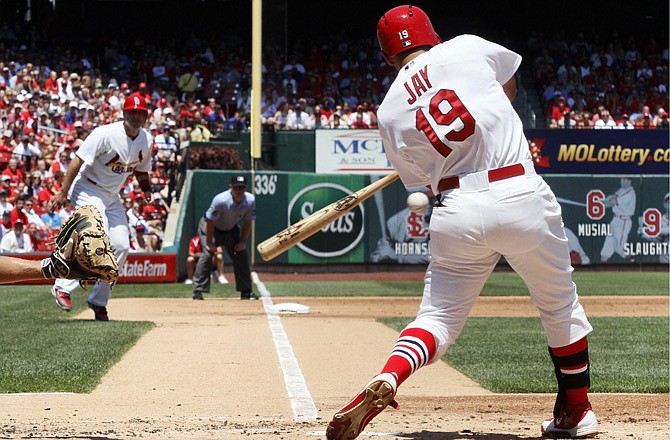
[53,181,130,306]
[407,173,592,361]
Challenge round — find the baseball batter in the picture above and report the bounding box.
[600,177,636,262]
[50,92,153,321]
[327,6,598,440]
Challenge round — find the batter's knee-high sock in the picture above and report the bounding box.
[549,336,591,417]
[381,327,437,386]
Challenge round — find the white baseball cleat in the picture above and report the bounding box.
[541,402,599,438]
[326,373,399,440]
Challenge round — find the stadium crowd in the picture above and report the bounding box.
[529,30,669,128]
[0,23,665,253]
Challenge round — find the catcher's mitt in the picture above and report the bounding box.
[48,205,118,282]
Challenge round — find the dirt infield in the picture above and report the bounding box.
[0,272,667,439]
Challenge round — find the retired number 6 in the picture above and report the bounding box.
[415,89,476,157]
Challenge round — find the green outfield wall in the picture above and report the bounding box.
[174,170,668,279]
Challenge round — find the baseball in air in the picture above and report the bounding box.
[407,192,430,213]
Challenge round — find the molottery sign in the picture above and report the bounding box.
[526,129,669,174]
[315,129,669,175]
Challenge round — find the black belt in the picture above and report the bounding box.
[86,177,98,186]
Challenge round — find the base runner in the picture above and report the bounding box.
[49,92,153,321]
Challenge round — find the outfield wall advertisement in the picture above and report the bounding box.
[315,129,393,175]
[252,172,668,266]
[315,129,669,175]
[525,129,669,174]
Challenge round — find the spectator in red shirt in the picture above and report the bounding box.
[550,95,571,125]
[2,157,23,188]
[350,112,370,129]
[635,112,655,129]
[52,170,64,193]
[10,194,29,227]
[49,149,71,175]
[44,70,59,94]
[26,221,47,251]
[37,176,56,209]
[185,235,226,285]
[0,129,13,153]
[137,82,151,102]
[0,175,16,203]
[127,184,144,202]
[143,193,168,230]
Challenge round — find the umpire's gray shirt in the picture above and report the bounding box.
[205,190,256,231]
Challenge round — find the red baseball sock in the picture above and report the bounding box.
[381,327,437,386]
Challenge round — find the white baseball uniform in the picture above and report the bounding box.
[377,35,592,356]
[53,121,152,306]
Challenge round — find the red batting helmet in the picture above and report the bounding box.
[377,5,441,65]
[122,92,148,112]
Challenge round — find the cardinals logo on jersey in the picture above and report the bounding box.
[406,212,428,238]
[105,151,143,174]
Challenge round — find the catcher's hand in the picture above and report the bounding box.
[47,205,118,282]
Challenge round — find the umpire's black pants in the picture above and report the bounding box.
[192,217,252,295]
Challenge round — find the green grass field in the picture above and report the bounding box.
[261,271,669,297]
[383,316,668,393]
[0,271,666,393]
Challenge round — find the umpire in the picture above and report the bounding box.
[192,175,258,300]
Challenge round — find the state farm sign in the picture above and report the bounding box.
[119,254,176,282]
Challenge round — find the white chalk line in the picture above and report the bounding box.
[252,271,318,421]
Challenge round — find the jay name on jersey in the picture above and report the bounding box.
[403,64,432,104]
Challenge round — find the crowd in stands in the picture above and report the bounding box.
[529,30,669,129]
[0,28,401,254]
[0,23,665,254]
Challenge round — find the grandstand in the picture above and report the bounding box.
[0,0,665,266]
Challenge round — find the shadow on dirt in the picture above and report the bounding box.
[397,431,544,439]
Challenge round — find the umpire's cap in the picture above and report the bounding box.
[231,175,247,187]
[122,92,148,112]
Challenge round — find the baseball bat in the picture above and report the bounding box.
[257,172,400,261]
[556,197,587,208]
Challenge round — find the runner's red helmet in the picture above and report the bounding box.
[377,5,441,66]
[122,92,148,112]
